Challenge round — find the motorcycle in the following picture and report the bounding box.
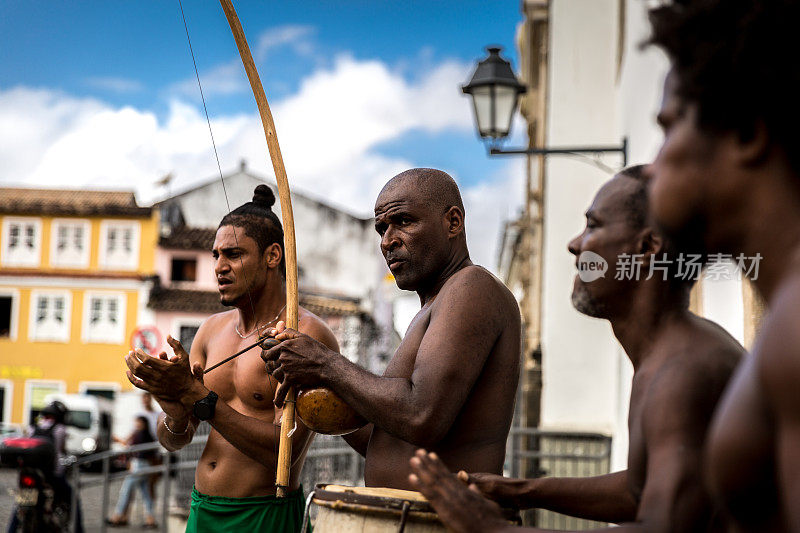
[1,436,74,532]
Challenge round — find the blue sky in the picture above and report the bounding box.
[0,0,527,268]
[2,2,520,111]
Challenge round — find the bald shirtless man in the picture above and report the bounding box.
[262,168,521,489]
[405,167,743,532]
[125,185,338,533]
[647,2,800,530]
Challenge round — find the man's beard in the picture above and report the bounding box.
[220,282,255,307]
[392,263,424,292]
[571,283,608,319]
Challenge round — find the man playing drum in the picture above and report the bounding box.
[263,168,522,489]
[406,168,744,532]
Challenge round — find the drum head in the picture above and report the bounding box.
[313,484,438,521]
[313,484,522,527]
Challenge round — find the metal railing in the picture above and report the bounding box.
[506,427,612,530]
[70,437,206,533]
[68,427,608,532]
[68,431,364,532]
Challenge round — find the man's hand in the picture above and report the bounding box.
[125,336,207,411]
[152,348,203,423]
[457,471,531,508]
[409,449,509,533]
[261,321,339,407]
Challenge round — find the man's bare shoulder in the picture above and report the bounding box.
[643,313,744,432]
[195,309,237,337]
[655,313,742,370]
[184,310,236,366]
[440,265,518,309]
[432,265,519,331]
[756,276,800,413]
[298,306,339,351]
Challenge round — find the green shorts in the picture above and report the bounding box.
[186,486,308,533]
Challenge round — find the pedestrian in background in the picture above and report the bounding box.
[138,393,162,502]
[106,416,157,528]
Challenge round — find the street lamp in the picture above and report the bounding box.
[462,46,627,166]
[461,46,526,142]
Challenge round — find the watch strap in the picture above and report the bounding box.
[193,390,218,421]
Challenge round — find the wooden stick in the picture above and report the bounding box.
[218,0,298,497]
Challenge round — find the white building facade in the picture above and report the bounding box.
[508,0,760,471]
[157,161,384,303]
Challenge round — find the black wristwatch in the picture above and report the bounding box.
[193,391,218,421]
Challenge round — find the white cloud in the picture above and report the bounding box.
[170,58,249,98]
[0,53,516,269]
[255,25,316,61]
[272,54,472,202]
[85,76,144,94]
[170,25,317,99]
[0,87,108,181]
[166,53,475,210]
[461,160,525,271]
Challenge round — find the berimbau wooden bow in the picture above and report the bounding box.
[180,0,362,496]
[215,0,299,497]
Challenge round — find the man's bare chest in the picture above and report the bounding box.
[383,309,432,377]
[204,338,277,411]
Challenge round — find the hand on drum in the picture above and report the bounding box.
[409,449,509,533]
[457,471,529,509]
[261,321,337,407]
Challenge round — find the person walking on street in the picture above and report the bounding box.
[107,416,158,528]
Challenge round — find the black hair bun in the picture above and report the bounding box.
[253,184,276,208]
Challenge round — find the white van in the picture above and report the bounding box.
[43,393,113,456]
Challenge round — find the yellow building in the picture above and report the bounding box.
[0,187,158,425]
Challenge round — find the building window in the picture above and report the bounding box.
[84,388,114,400]
[29,291,71,342]
[172,318,203,354]
[50,219,90,268]
[0,380,11,424]
[99,221,140,271]
[25,380,65,425]
[171,258,197,282]
[79,382,120,400]
[179,324,200,353]
[1,217,42,267]
[0,294,15,339]
[82,292,126,344]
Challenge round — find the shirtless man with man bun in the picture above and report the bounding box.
[125,185,338,533]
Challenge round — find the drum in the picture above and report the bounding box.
[307,484,446,533]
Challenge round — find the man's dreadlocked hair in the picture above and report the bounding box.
[219,184,285,276]
[648,0,800,174]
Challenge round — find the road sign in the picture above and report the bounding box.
[130,326,162,355]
